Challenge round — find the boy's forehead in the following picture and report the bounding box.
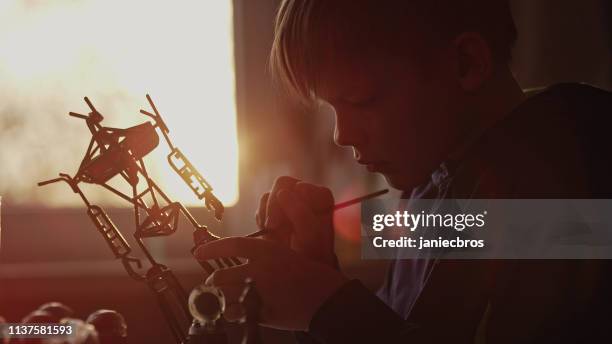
[315,53,402,100]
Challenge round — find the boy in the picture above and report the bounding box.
[197,1,612,342]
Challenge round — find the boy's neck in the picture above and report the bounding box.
[486,66,526,120]
[471,65,525,135]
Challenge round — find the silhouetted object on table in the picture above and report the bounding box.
[186,281,263,344]
[20,311,54,325]
[38,96,243,344]
[186,285,228,344]
[17,311,54,344]
[86,309,127,344]
[0,316,8,344]
[239,279,263,344]
[37,302,74,324]
[60,318,99,344]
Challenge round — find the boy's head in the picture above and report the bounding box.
[270,0,518,190]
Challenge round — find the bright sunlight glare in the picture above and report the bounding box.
[0,0,239,206]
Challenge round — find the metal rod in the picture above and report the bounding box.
[332,188,389,210]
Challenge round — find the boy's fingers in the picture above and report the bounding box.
[294,182,334,212]
[266,176,300,228]
[255,192,270,230]
[277,189,317,242]
[205,264,252,287]
[195,237,273,262]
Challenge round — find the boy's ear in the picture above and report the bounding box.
[452,32,493,91]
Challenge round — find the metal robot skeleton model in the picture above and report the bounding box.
[39,95,261,344]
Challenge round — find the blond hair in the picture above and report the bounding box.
[269,0,516,104]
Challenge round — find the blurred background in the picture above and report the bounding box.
[1,0,611,343]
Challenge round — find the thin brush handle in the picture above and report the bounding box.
[245,188,389,238]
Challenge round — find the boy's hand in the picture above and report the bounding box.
[195,237,349,330]
[256,176,337,266]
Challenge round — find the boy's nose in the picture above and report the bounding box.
[333,113,366,148]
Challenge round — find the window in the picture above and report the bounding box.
[0,0,239,207]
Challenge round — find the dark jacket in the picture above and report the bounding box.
[300,83,612,343]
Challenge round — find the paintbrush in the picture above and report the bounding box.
[245,188,389,237]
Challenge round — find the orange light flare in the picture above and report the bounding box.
[0,0,239,207]
[333,185,366,244]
